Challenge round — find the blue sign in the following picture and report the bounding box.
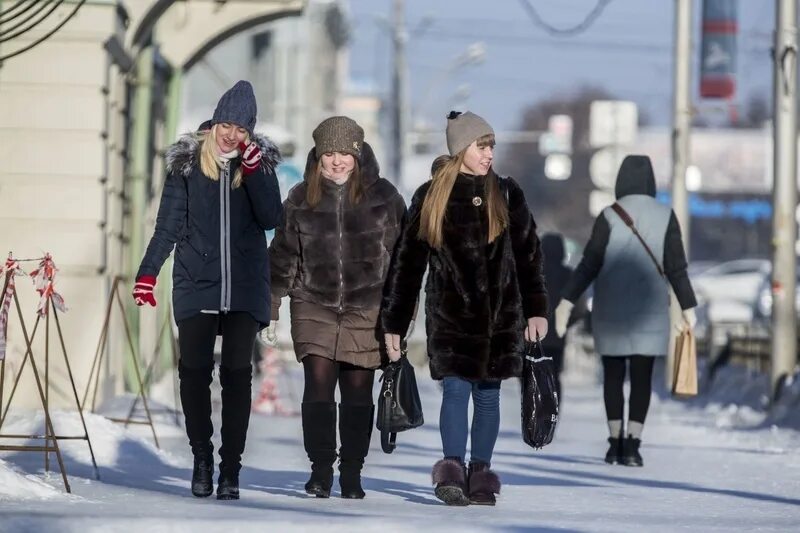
[656,192,771,225]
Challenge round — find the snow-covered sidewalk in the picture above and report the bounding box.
[2,362,800,533]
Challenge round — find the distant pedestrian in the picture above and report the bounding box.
[555,155,697,467]
[541,233,573,400]
[268,116,406,499]
[381,111,548,506]
[134,81,283,500]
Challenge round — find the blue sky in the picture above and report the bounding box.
[347,0,774,131]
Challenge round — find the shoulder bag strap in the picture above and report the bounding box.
[380,364,397,453]
[610,203,666,279]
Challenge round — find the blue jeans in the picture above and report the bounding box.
[439,377,501,464]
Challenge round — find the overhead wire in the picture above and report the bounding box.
[0,0,62,43]
[517,0,614,36]
[0,0,41,27]
[0,0,86,61]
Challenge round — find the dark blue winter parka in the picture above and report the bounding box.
[137,132,283,327]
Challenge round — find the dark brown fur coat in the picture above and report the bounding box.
[269,143,406,367]
[380,173,547,380]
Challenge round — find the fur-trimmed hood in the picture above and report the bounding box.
[164,132,282,178]
[302,141,381,187]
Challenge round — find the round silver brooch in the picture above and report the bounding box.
[472,196,483,206]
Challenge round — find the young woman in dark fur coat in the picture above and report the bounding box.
[381,111,548,506]
[269,116,406,499]
[134,81,283,500]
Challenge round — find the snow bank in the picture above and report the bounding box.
[0,458,66,501]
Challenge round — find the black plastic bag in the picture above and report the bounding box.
[521,340,559,449]
[376,353,424,453]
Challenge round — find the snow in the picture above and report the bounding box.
[2,347,800,532]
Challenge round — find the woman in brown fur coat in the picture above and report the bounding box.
[381,111,548,506]
[268,116,405,499]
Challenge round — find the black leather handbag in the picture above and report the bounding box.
[521,340,559,449]
[376,352,424,453]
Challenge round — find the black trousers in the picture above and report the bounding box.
[177,312,259,370]
[601,355,656,424]
[176,312,258,469]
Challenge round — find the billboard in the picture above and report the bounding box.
[700,0,738,99]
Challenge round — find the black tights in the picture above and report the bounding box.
[302,355,375,405]
[602,355,655,424]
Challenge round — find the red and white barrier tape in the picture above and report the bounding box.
[0,255,26,361]
[29,253,67,317]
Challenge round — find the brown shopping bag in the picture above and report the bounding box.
[671,327,698,397]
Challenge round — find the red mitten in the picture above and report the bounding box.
[239,141,262,176]
[133,275,157,307]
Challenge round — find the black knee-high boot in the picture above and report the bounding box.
[338,404,374,499]
[217,365,252,500]
[302,402,337,498]
[179,363,215,497]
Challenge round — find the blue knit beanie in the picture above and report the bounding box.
[210,80,257,136]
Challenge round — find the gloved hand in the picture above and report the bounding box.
[384,332,402,362]
[525,316,548,342]
[239,141,262,176]
[132,275,157,307]
[260,320,278,345]
[555,299,574,337]
[674,308,697,333]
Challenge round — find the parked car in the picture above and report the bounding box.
[752,267,800,325]
[691,259,771,325]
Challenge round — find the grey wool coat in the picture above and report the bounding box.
[562,155,697,357]
[268,143,406,369]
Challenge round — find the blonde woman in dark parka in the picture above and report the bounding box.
[134,81,283,500]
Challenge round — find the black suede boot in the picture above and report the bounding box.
[622,436,644,467]
[605,430,624,465]
[217,366,253,500]
[338,404,374,499]
[302,402,337,498]
[179,363,214,497]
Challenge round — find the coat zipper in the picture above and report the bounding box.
[334,186,345,360]
[219,161,232,312]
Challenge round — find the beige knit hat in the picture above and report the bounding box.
[446,111,494,156]
[313,116,365,158]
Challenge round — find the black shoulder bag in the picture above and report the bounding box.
[376,347,424,454]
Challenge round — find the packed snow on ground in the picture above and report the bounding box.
[1,343,800,533]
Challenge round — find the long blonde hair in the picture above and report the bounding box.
[305,157,363,208]
[199,124,248,188]
[418,134,508,249]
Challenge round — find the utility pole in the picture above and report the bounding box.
[770,0,798,400]
[671,0,693,254]
[391,0,408,186]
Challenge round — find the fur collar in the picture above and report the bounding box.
[302,141,381,187]
[165,132,282,177]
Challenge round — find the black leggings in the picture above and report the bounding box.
[178,312,259,370]
[302,355,375,406]
[601,355,656,424]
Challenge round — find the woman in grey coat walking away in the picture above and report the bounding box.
[554,155,697,467]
